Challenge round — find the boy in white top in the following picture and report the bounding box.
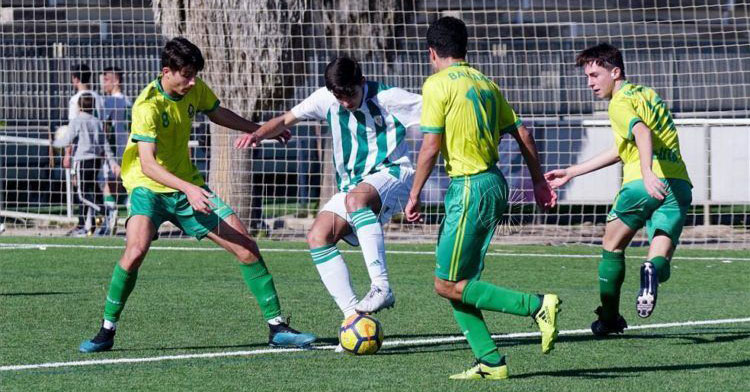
[68,64,104,120]
[64,64,106,235]
[235,57,422,317]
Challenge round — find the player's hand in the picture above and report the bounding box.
[533,180,557,210]
[110,162,121,178]
[62,155,71,169]
[184,184,216,214]
[643,171,667,200]
[273,129,292,145]
[405,195,422,222]
[544,168,572,189]
[234,133,260,149]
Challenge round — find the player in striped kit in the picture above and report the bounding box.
[235,57,422,318]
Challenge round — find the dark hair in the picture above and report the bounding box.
[71,64,92,84]
[575,43,626,78]
[324,57,363,97]
[161,37,205,72]
[102,66,124,84]
[79,93,94,113]
[426,16,468,59]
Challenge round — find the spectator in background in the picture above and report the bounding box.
[63,64,106,230]
[55,93,119,236]
[68,64,104,121]
[96,66,132,236]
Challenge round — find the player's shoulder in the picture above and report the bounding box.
[132,86,161,117]
[304,86,337,107]
[371,81,419,102]
[619,82,659,102]
[193,76,212,92]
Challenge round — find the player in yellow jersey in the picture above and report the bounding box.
[78,37,315,353]
[405,17,560,380]
[545,43,693,335]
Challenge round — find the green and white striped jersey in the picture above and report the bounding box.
[291,81,422,192]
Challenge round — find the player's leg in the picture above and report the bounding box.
[72,160,99,236]
[96,162,118,236]
[637,178,692,318]
[595,217,638,328]
[68,160,87,235]
[438,171,560,379]
[344,178,396,313]
[307,197,359,317]
[590,180,649,336]
[434,178,507,376]
[188,191,315,348]
[79,214,156,352]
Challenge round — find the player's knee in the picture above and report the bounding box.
[344,193,367,213]
[434,279,457,299]
[121,245,148,270]
[306,228,332,248]
[234,240,261,264]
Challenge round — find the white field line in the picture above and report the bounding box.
[0,242,748,261]
[2,317,749,372]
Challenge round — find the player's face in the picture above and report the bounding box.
[334,86,364,111]
[162,67,198,96]
[583,62,617,100]
[100,72,118,94]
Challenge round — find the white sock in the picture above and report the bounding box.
[267,316,285,326]
[103,319,116,331]
[310,244,358,316]
[350,208,389,289]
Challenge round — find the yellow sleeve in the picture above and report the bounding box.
[129,102,159,143]
[419,77,446,134]
[196,78,220,113]
[609,99,642,140]
[495,90,522,134]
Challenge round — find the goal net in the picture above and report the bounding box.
[1,1,748,247]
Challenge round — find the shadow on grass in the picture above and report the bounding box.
[0,291,81,297]
[112,329,750,355]
[379,330,750,355]
[514,359,750,379]
[116,342,272,352]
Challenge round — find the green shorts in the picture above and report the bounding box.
[435,168,508,281]
[607,178,692,244]
[128,186,236,239]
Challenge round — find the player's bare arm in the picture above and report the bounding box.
[137,141,215,213]
[510,124,557,209]
[545,145,620,188]
[234,111,297,149]
[632,122,667,200]
[405,133,442,223]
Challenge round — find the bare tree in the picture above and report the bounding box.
[153,0,304,223]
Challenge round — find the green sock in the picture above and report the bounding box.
[103,264,138,322]
[462,280,541,317]
[599,250,626,321]
[450,300,503,366]
[240,259,282,321]
[649,256,671,283]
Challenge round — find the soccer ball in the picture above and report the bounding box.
[339,314,384,355]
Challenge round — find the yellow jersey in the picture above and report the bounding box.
[609,82,691,185]
[420,61,521,177]
[121,77,220,193]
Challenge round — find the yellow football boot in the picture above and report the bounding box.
[449,362,509,380]
[534,294,561,354]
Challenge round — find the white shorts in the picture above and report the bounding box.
[321,168,414,246]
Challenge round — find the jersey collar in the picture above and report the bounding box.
[450,61,470,68]
[155,78,183,102]
[612,80,631,99]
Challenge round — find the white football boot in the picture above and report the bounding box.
[354,286,395,314]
